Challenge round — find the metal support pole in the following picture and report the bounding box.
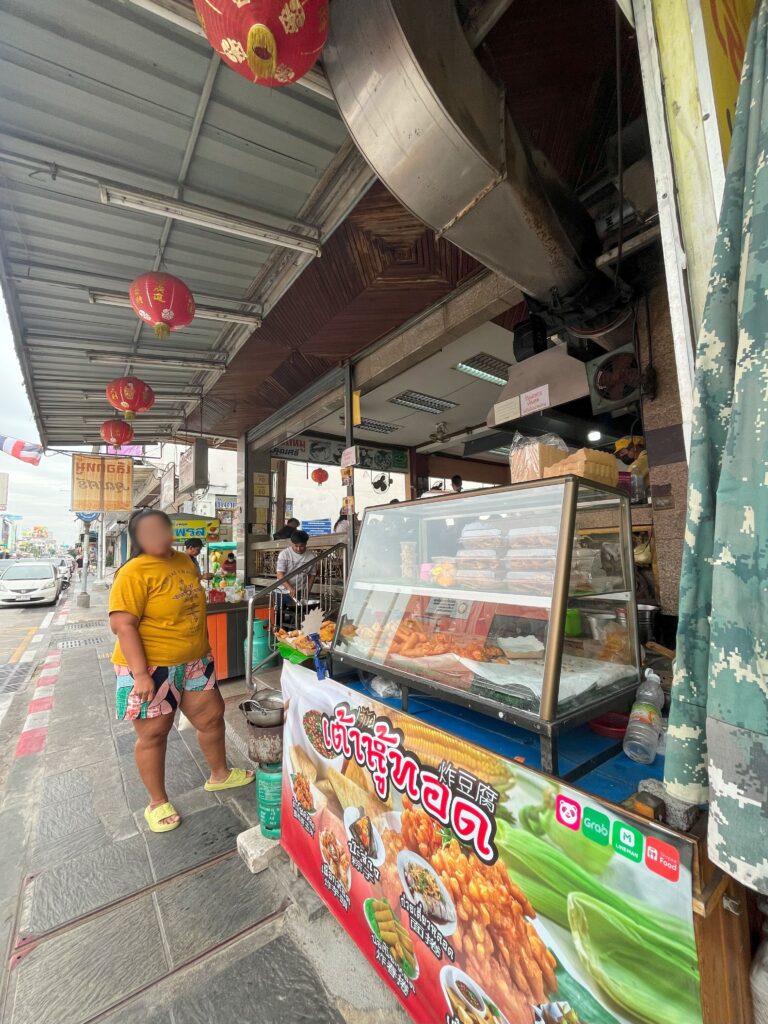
[539,478,577,721]
[97,514,106,583]
[344,362,356,557]
[245,595,254,693]
[77,524,90,608]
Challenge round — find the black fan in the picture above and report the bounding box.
[372,475,391,492]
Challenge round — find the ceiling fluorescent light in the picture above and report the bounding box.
[358,418,398,434]
[454,352,512,387]
[86,352,225,372]
[587,429,602,442]
[99,183,321,257]
[88,290,263,327]
[389,390,458,414]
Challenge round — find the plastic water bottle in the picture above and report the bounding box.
[623,670,665,764]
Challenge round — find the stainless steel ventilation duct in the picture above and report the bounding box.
[323,0,599,303]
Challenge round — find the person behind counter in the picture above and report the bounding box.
[273,517,300,540]
[221,551,237,575]
[333,509,361,534]
[109,509,253,834]
[275,529,316,605]
[184,538,213,581]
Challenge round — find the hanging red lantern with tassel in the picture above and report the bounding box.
[128,272,195,339]
[311,467,329,486]
[192,0,329,88]
[106,376,155,421]
[100,419,135,446]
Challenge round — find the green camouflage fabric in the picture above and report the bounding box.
[663,3,768,894]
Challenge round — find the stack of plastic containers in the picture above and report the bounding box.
[456,521,505,591]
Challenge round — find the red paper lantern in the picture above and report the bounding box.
[128,272,195,339]
[311,467,329,485]
[193,0,329,88]
[100,419,135,446]
[106,376,156,421]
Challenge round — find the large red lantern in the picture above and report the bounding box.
[128,272,195,339]
[100,419,135,446]
[106,376,155,421]
[193,0,329,88]
[311,467,329,485]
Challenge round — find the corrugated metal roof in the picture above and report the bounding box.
[0,0,352,446]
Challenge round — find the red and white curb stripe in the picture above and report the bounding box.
[14,652,60,758]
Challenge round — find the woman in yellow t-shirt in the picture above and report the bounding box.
[109,509,253,833]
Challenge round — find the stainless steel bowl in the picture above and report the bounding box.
[239,690,285,728]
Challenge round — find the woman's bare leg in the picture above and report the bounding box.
[180,689,252,784]
[133,714,178,825]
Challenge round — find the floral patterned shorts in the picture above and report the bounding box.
[115,654,217,721]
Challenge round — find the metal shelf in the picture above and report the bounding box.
[350,579,552,608]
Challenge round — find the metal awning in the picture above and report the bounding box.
[0,0,367,447]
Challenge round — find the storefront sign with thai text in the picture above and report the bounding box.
[71,454,133,512]
[281,665,702,1024]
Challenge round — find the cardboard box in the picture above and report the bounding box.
[542,448,619,487]
[509,442,567,483]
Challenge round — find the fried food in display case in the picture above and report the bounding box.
[332,479,641,743]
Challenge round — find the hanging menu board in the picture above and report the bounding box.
[280,664,703,1024]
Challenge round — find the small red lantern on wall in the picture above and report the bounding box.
[310,467,329,485]
[100,419,135,446]
[193,0,329,88]
[106,376,156,421]
[128,272,195,339]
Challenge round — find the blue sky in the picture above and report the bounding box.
[1,296,79,546]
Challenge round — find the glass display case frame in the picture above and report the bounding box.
[331,476,642,778]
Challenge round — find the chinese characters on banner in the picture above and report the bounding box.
[70,454,133,512]
[280,664,703,1024]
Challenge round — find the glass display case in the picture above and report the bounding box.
[331,477,641,776]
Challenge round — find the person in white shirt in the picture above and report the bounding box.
[275,530,316,602]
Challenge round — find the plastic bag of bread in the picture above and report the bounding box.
[508,432,567,483]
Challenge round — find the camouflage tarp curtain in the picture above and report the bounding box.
[664,1,768,894]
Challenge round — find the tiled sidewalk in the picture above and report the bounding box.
[0,588,407,1024]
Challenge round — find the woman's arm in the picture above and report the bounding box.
[109,611,155,703]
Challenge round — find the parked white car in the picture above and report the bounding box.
[0,561,63,605]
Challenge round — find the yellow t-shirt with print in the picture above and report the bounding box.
[109,551,209,666]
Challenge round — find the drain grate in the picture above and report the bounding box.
[57,637,110,649]
[60,620,106,631]
[0,663,24,695]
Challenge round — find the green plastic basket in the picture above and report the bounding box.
[277,641,314,665]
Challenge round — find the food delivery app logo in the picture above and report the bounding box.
[612,820,643,863]
[555,795,581,830]
[581,806,610,845]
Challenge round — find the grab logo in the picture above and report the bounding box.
[645,837,680,881]
[581,806,610,845]
[555,795,581,831]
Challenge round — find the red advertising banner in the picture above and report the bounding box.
[280,664,703,1024]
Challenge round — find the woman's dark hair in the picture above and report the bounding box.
[126,508,173,560]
